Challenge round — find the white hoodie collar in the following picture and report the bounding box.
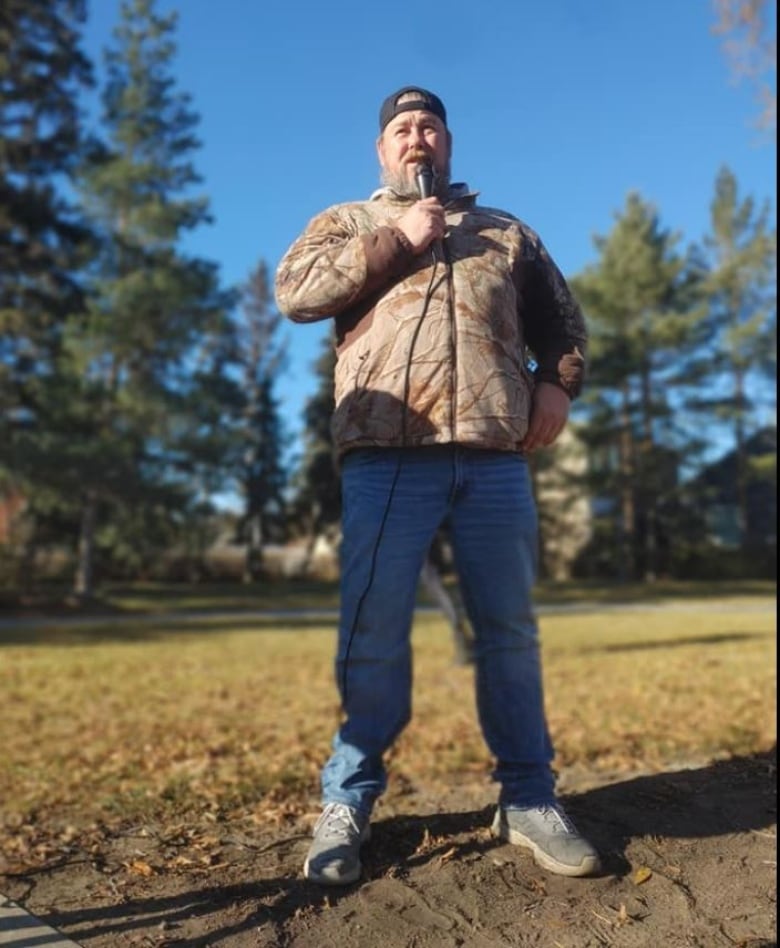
[369,182,476,204]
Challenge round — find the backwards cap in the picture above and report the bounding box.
[379,86,447,132]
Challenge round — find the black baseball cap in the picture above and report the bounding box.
[379,86,447,132]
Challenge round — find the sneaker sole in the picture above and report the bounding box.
[492,818,601,878]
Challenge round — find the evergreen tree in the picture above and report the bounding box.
[571,193,704,580]
[70,0,231,596]
[0,0,93,584]
[692,166,776,551]
[291,334,341,544]
[230,261,289,581]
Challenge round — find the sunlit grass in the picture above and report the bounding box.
[0,597,775,836]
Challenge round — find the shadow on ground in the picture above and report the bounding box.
[583,630,769,653]
[37,747,775,947]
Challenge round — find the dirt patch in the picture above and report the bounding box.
[2,750,775,947]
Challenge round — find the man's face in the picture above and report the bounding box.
[377,109,451,193]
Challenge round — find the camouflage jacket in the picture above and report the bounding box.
[275,184,586,457]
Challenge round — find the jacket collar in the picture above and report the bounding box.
[369,182,477,207]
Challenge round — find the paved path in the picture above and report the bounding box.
[0,606,347,632]
[0,598,774,633]
[0,895,81,947]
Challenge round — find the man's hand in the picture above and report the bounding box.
[521,381,571,453]
[396,197,446,253]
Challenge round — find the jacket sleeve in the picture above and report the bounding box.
[521,236,587,399]
[275,206,416,322]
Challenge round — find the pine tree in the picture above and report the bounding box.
[0,0,92,400]
[70,0,231,597]
[571,193,704,580]
[230,261,289,581]
[692,166,776,551]
[0,0,93,583]
[291,334,341,544]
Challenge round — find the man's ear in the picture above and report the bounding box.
[376,134,386,169]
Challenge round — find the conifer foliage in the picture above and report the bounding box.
[230,261,289,580]
[693,166,776,551]
[66,0,233,596]
[572,194,710,580]
[0,1,92,405]
[291,336,341,543]
[0,3,775,592]
[571,182,776,579]
[0,0,94,588]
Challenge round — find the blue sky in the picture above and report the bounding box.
[81,0,776,459]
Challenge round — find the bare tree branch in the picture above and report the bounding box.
[712,0,777,135]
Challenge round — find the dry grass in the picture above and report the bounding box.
[0,597,775,838]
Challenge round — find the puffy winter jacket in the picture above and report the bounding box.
[275,184,586,457]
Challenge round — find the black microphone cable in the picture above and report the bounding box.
[339,190,444,706]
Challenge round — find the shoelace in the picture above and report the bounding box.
[539,804,579,835]
[315,803,362,840]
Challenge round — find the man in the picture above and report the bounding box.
[275,86,600,885]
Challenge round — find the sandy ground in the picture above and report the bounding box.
[1,748,775,947]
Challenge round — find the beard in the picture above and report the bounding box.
[381,160,451,200]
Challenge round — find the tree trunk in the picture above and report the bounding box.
[16,535,38,597]
[733,366,749,550]
[618,387,636,581]
[299,502,322,578]
[640,363,657,583]
[73,490,97,600]
[242,513,263,583]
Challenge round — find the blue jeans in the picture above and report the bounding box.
[321,446,555,813]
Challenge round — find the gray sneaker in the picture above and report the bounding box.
[303,802,371,885]
[491,802,601,877]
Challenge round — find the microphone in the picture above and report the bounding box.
[415,160,435,199]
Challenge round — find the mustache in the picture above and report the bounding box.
[406,148,431,165]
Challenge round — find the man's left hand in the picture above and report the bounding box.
[521,382,571,453]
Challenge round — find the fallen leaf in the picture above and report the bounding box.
[412,828,432,856]
[168,855,194,869]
